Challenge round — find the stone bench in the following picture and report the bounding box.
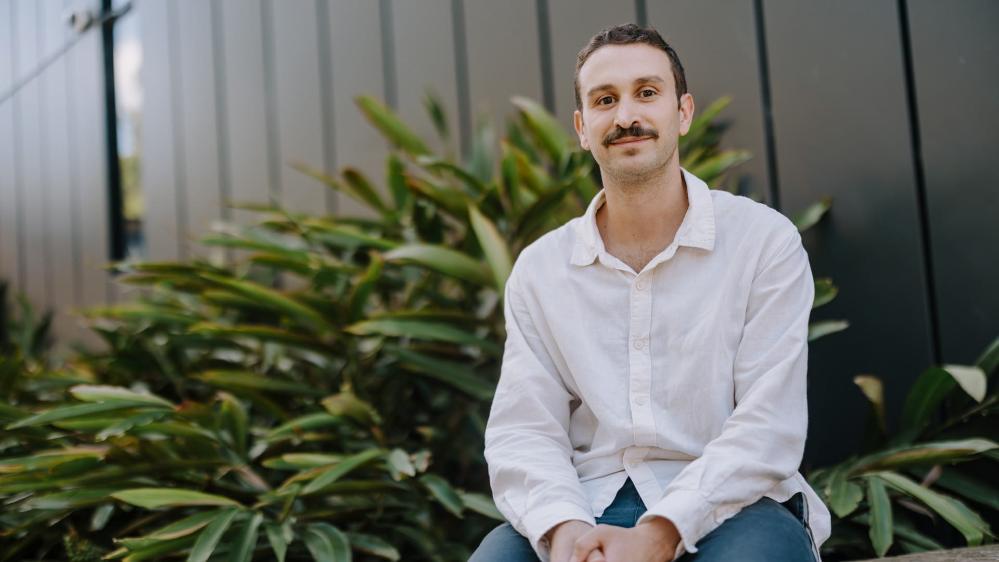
[853,545,999,561]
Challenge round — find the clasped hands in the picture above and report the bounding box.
[549,517,680,562]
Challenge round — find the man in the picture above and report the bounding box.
[469,24,830,562]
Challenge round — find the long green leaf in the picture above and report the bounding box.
[198,273,333,333]
[875,472,992,546]
[263,453,344,471]
[111,488,241,509]
[6,401,167,429]
[459,491,504,520]
[419,473,464,518]
[345,532,400,561]
[264,522,292,562]
[853,439,997,472]
[305,522,352,562]
[0,446,107,473]
[854,375,886,435]
[808,319,849,342]
[321,392,382,426]
[187,508,240,562]
[468,204,512,292]
[866,476,893,556]
[24,487,117,510]
[266,412,341,440]
[932,469,999,512]
[941,364,987,402]
[826,465,864,518]
[346,318,501,354]
[975,335,999,377]
[389,346,495,400]
[356,95,429,156]
[70,385,174,407]
[511,96,572,163]
[341,167,389,213]
[228,511,263,562]
[195,370,325,396]
[813,278,838,309]
[301,449,384,495]
[792,198,832,232]
[385,448,416,481]
[900,367,958,435]
[382,243,492,286]
[189,323,331,352]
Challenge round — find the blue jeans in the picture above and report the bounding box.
[469,479,817,562]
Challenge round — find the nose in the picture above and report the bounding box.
[613,97,641,130]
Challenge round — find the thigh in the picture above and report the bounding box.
[678,497,816,562]
[468,522,539,562]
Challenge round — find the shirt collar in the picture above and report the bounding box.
[570,167,716,267]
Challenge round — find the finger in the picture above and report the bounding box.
[570,527,606,562]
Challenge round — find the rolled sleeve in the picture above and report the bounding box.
[485,264,594,560]
[638,222,814,554]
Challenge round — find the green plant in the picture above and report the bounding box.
[0,94,837,561]
[809,337,999,559]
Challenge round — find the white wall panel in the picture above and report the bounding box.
[0,0,19,291]
[391,0,460,157]
[177,1,224,256]
[270,0,326,215]
[219,0,272,225]
[324,0,387,217]
[139,0,181,261]
[41,0,80,342]
[15,0,48,308]
[462,1,543,130]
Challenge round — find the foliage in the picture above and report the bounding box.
[0,94,840,561]
[809,337,999,559]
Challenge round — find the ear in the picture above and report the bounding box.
[677,93,696,136]
[573,109,591,151]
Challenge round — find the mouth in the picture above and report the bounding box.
[609,136,653,146]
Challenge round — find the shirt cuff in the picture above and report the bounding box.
[637,488,715,555]
[523,501,596,562]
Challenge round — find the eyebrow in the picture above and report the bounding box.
[585,75,667,99]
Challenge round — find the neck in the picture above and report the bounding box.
[596,158,689,254]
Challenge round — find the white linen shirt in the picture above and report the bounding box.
[484,167,831,561]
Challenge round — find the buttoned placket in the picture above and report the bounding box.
[628,268,657,447]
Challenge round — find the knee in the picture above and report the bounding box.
[468,522,539,562]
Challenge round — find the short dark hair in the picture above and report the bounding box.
[574,23,687,111]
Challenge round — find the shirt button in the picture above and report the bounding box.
[634,395,647,406]
[633,338,646,350]
[636,280,648,291]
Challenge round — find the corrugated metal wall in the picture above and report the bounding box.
[0,0,996,464]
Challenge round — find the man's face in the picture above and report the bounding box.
[573,43,695,183]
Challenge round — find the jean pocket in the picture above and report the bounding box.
[780,492,808,527]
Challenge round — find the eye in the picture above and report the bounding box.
[596,96,614,106]
[639,88,657,98]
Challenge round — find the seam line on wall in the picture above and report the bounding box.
[897,0,942,365]
[261,0,281,204]
[535,0,555,113]
[316,0,337,215]
[451,0,471,161]
[166,1,188,260]
[753,0,781,210]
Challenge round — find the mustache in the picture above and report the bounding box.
[604,124,659,146]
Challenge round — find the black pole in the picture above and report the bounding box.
[100,0,125,262]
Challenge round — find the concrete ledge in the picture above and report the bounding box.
[853,545,999,561]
